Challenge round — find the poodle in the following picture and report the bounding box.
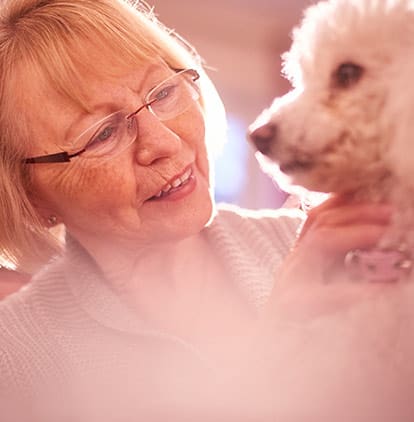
[249,0,414,277]
[246,2,414,418]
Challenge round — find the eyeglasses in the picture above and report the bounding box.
[23,69,200,164]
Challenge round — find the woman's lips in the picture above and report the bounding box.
[149,166,195,200]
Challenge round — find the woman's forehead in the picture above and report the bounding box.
[19,61,172,146]
[21,58,166,112]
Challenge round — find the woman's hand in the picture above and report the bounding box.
[266,195,394,321]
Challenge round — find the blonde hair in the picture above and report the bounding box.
[0,0,226,272]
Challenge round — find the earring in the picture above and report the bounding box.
[47,215,58,226]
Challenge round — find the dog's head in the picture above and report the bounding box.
[249,0,414,195]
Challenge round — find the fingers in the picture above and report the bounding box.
[283,199,393,283]
[299,200,392,240]
[264,197,397,323]
[313,203,392,227]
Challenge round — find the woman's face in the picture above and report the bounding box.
[26,61,213,249]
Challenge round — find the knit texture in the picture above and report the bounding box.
[0,205,302,420]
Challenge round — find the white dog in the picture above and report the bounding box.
[248,1,414,419]
[249,0,414,261]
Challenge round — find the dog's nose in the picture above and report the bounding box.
[248,122,277,156]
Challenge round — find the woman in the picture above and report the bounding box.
[0,0,393,420]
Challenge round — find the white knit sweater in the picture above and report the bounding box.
[0,205,302,421]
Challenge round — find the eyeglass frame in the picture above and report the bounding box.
[23,68,200,164]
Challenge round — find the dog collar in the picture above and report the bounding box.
[344,248,412,282]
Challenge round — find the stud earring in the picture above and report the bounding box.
[47,215,58,226]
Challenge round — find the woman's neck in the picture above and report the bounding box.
[69,229,255,360]
[73,231,213,330]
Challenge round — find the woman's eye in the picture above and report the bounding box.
[153,84,177,102]
[88,125,118,149]
[97,126,114,141]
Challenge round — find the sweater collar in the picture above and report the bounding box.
[63,208,272,334]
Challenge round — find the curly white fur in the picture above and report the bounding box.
[248,3,414,419]
[250,0,414,249]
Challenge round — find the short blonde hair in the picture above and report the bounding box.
[0,0,226,272]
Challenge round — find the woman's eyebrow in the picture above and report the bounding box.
[62,105,115,144]
[62,64,168,143]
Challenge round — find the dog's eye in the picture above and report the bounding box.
[335,63,364,88]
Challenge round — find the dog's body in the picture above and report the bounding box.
[250,0,414,251]
[248,1,414,419]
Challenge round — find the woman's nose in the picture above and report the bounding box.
[132,111,181,166]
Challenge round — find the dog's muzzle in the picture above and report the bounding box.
[344,247,413,282]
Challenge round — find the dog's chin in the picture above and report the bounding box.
[255,151,353,195]
[256,151,314,173]
[255,152,318,196]
[290,170,364,195]
[279,159,315,174]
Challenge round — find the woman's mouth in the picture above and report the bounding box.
[150,166,194,200]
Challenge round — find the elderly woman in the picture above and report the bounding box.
[0,0,392,420]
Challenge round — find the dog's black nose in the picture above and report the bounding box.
[248,122,277,156]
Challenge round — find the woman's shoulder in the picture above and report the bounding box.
[0,260,67,356]
[0,282,43,349]
[215,201,305,219]
[208,202,306,264]
[0,285,40,388]
[0,281,38,333]
[0,261,71,395]
[213,202,305,243]
[204,203,304,307]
